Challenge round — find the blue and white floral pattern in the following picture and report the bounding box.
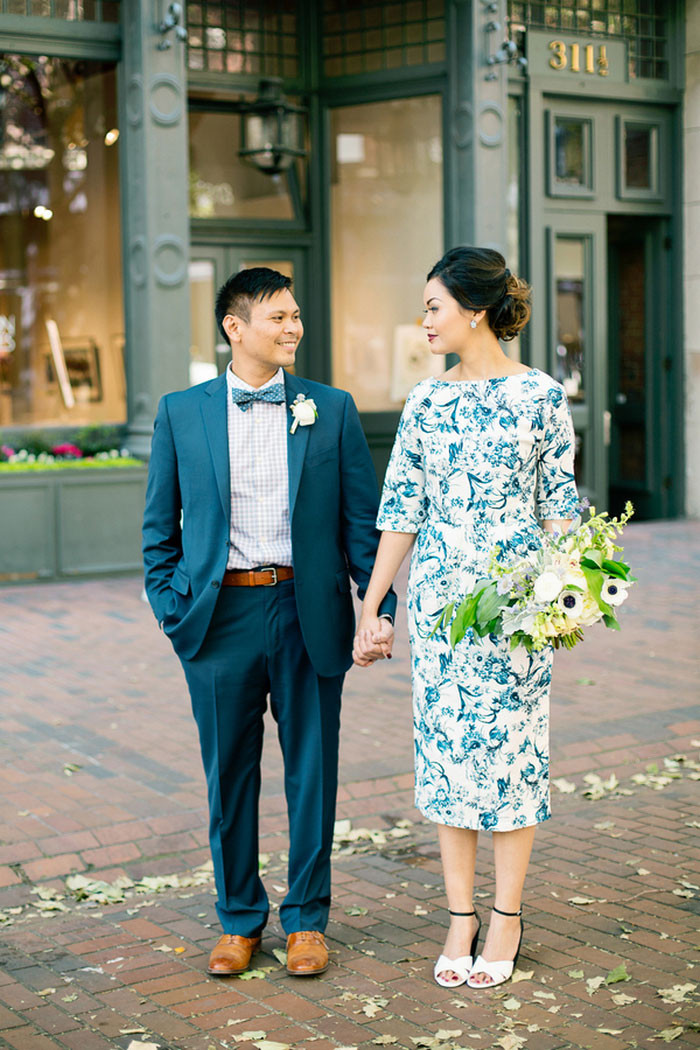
[377,370,579,830]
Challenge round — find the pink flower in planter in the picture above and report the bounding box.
[1,444,15,460]
[51,443,83,459]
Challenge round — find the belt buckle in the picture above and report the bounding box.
[259,566,278,586]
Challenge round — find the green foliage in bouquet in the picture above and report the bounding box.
[432,502,636,654]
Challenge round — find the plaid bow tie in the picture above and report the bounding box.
[230,383,285,412]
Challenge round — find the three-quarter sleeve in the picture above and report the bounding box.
[376,387,428,533]
[535,384,580,521]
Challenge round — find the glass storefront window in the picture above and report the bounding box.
[330,95,443,412]
[188,108,305,221]
[623,121,657,191]
[549,114,592,196]
[0,55,124,428]
[554,237,585,402]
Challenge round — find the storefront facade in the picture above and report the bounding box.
[0,0,694,580]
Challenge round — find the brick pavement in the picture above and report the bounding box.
[0,520,699,1050]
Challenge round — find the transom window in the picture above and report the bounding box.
[186,0,299,77]
[0,0,119,17]
[508,0,669,80]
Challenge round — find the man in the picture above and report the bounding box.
[143,267,395,978]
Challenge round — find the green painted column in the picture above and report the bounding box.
[446,0,509,252]
[119,0,190,458]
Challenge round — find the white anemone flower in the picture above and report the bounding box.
[556,589,584,619]
[533,571,563,604]
[601,577,630,607]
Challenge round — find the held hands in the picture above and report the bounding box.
[352,615,394,668]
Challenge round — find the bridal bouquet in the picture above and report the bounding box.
[433,502,635,653]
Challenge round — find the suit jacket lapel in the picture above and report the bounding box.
[285,372,311,517]
[201,374,231,523]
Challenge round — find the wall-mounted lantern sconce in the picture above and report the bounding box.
[238,78,307,176]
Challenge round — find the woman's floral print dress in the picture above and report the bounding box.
[377,370,579,830]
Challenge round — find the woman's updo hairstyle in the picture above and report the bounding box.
[427,246,531,341]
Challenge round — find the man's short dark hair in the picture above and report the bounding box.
[215,267,293,342]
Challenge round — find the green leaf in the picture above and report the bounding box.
[605,963,630,985]
[581,564,613,616]
[601,559,629,578]
[450,590,484,647]
[602,613,620,630]
[582,547,603,566]
[581,557,603,571]
[429,602,453,639]
[476,583,506,625]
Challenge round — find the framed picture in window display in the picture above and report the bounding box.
[45,338,103,405]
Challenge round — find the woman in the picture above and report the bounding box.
[353,247,578,989]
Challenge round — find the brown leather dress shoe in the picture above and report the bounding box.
[286,930,329,975]
[207,934,261,976]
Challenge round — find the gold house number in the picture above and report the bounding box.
[549,40,609,76]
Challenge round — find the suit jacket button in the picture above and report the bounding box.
[211,580,220,589]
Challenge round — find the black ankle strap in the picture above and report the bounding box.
[493,905,522,916]
[448,908,476,917]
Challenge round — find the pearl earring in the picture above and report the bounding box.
[470,319,477,329]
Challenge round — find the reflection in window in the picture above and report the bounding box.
[330,96,443,412]
[186,0,299,78]
[554,238,585,402]
[0,55,124,428]
[553,117,590,188]
[188,109,305,220]
[624,123,656,191]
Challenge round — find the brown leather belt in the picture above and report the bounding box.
[222,566,294,587]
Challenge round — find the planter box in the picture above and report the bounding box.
[0,467,148,583]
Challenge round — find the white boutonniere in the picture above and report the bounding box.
[289,394,318,434]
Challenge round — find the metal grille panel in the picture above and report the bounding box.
[508,0,669,80]
[322,0,445,78]
[186,1,299,78]
[0,0,119,17]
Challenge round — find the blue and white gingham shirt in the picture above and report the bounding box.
[225,365,291,570]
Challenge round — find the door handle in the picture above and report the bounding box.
[603,410,611,447]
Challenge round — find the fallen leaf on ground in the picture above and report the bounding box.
[568,969,584,979]
[502,997,521,1011]
[657,983,696,1004]
[361,995,389,1017]
[495,1035,527,1050]
[372,1037,398,1046]
[532,990,556,1000]
[237,967,274,980]
[597,1029,624,1035]
[36,988,56,996]
[650,1028,685,1043]
[345,906,368,916]
[511,969,534,983]
[586,976,606,995]
[552,778,576,793]
[271,947,287,964]
[568,896,606,906]
[231,1033,267,1043]
[252,1042,290,1050]
[605,963,630,984]
[152,945,173,953]
[612,992,637,1005]
[126,1042,160,1050]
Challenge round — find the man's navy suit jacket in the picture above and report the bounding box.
[142,370,397,677]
